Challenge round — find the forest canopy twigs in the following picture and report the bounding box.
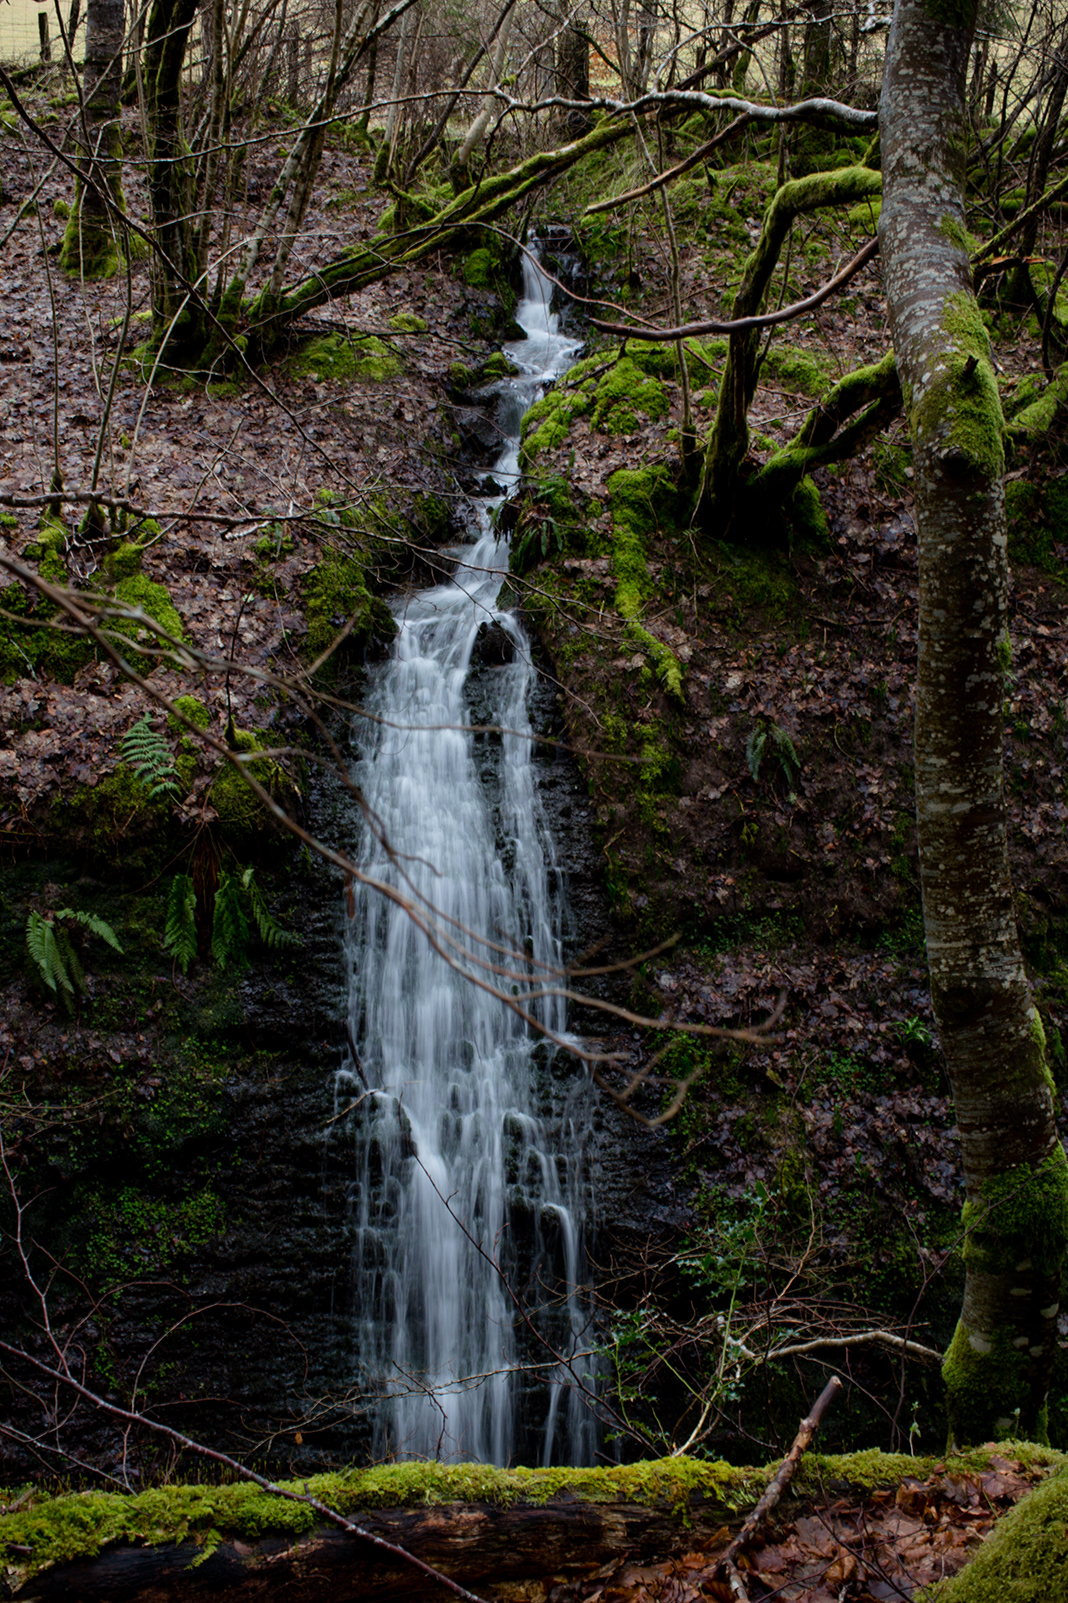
[591,236,881,339]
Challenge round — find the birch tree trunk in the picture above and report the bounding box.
[879,0,1068,1447]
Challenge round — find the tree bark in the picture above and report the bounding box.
[879,0,1068,1447]
[59,0,126,277]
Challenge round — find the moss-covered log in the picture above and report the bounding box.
[242,117,634,357]
[6,1451,1058,1603]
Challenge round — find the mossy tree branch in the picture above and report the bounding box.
[750,350,902,501]
[698,163,882,535]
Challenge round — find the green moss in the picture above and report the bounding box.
[168,695,211,733]
[105,539,146,580]
[208,732,286,850]
[0,1459,748,1586]
[928,1467,1068,1602]
[910,292,1005,481]
[959,1148,1068,1283]
[480,352,520,380]
[761,345,835,398]
[463,247,497,288]
[387,312,427,333]
[61,764,171,869]
[9,1449,1066,1593]
[286,332,402,384]
[78,1184,226,1280]
[110,575,185,675]
[1008,363,1068,443]
[52,196,71,220]
[301,552,396,668]
[846,196,881,230]
[789,476,831,544]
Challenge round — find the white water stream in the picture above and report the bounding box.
[340,251,597,1465]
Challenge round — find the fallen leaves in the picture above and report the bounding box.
[547,1454,1051,1603]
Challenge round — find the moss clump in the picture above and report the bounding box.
[608,464,686,697]
[301,552,396,669]
[387,312,427,333]
[110,574,185,675]
[286,332,402,384]
[928,1466,1068,1601]
[168,695,212,733]
[208,731,287,851]
[463,247,500,289]
[761,345,835,398]
[60,764,171,870]
[789,476,831,544]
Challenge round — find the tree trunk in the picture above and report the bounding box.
[59,0,126,277]
[879,0,1068,1447]
[144,0,204,346]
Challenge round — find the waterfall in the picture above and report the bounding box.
[340,249,597,1466]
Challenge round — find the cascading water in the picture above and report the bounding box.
[340,248,597,1466]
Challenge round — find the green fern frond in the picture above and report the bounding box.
[26,911,54,993]
[55,925,84,1004]
[212,872,250,971]
[26,906,122,1013]
[164,875,198,974]
[745,726,767,783]
[120,715,181,801]
[55,908,124,953]
[244,868,302,954]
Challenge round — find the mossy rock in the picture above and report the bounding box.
[519,352,670,465]
[59,764,172,872]
[0,572,95,685]
[301,551,397,672]
[167,695,212,733]
[286,332,402,384]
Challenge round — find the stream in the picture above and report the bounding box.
[339,249,598,1466]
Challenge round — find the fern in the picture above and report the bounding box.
[120,715,181,801]
[56,908,124,951]
[211,871,250,971]
[243,867,302,953]
[25,907,123,1014]
[746,722,800,789]
[164,874,198,973]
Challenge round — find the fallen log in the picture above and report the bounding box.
[9,1478,753,1603]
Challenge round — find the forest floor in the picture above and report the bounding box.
[2,79,1068,1602]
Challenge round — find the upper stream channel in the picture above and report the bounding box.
[340,248,599,1466]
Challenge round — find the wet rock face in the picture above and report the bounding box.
[470,620,516,666]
